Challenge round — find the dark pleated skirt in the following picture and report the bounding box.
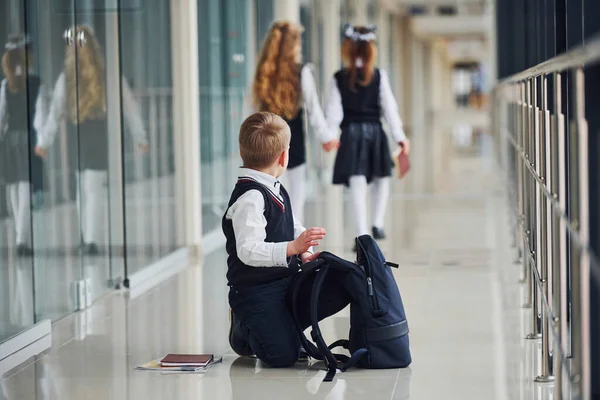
[0,129,44,191]
[332,122,394,187]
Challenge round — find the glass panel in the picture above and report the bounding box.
[29,0,84,321]
[30,0,124,320]
[199,0,249,235]
[119,0,178,275]
[0,0,36,342]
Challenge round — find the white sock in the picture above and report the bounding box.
[79,169,107,244]
[371,177,390,230]
[349,175,369,236]
[8,182,31,245]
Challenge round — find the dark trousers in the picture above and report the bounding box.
[228,275,349,368]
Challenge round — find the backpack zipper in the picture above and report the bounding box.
[365,268,381,312]
[357,239,382,313]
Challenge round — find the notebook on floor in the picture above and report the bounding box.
[160,354,214,367]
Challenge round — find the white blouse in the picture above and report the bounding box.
[244,64,334,144]
[325,69,407,143]
[37,73,148,149]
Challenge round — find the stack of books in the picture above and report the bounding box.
[136,354,222,373]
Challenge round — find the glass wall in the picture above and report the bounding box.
[119,0,178,275]
[0,0,36,343]
[198,0,253,235]
[0,0,180,347]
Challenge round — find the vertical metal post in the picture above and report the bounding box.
[569,67,591,400]
[521,80,533,306]
[554,71,569,398]
[526,77,542,339]
[551,72,566,398]
[516,84,526,270]
[536,74,555,382]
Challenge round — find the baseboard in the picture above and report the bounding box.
[0,334,52,376]
[127,247,189,299]
[0,320,51,362]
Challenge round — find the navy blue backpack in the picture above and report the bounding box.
[289,235,412,381]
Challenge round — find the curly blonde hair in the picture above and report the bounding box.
[65,25,106,124]
[252,21,303,120]
[2,34,31,93]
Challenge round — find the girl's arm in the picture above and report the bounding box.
[324,75,344,134]
[121,77,148,147]
[0,80,7,137]
[33,83,48,136]
[301,64,334,143]
[379,69,408,148]
[37,73,66,150]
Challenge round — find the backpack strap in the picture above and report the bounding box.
[309,266,369,381]
[289,260,325,361]
[309,266,339,381]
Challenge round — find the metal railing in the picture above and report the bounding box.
[492,34,600,400]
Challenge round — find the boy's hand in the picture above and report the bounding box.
[287,227,326,256]
[301,251,321,264]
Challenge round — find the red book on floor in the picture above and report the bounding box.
[393,148,411,179]
[160,354,214,367]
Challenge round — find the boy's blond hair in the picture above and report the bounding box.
[239,112,291,169]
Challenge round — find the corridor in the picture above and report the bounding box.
[0,148,522,400]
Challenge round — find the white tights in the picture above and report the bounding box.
[281,164,306,224]
[348,175,390,237]
[76,169,107,245]
[7,182,31,245]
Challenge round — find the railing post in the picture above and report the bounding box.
[515,83,525,269]
[569,67,591,400]
[536,73,555,382]
[526,77,542,340]
[521,80,533,306]
[551,71,568,399]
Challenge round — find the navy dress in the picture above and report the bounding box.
[331,69,394,186]
[0,76,44,191]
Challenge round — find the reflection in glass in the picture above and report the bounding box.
[1,34,46,257]
[36,25,147,255]
[0,32,39,344]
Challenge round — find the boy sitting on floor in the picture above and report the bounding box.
[223,111,327,367]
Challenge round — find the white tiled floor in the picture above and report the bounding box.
[0,150,558,400]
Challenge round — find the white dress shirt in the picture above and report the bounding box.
[243,64,334,144]
[225,168,309,268]
[325,68,407,143]
[37,73,148,149]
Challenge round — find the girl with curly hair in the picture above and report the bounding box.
[249,20,338,224]
[35,25,148,255]
[325,25,410,249]
[0,34,47,256]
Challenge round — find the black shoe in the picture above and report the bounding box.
[85,243,99,255]
[372,227,386,240]
[16,244,33,257]
[229,309,254,357]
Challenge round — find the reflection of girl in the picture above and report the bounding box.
[0,34,47,256]
[326,25,410,248]
[249,21,338,224]
[35,25,147,255]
